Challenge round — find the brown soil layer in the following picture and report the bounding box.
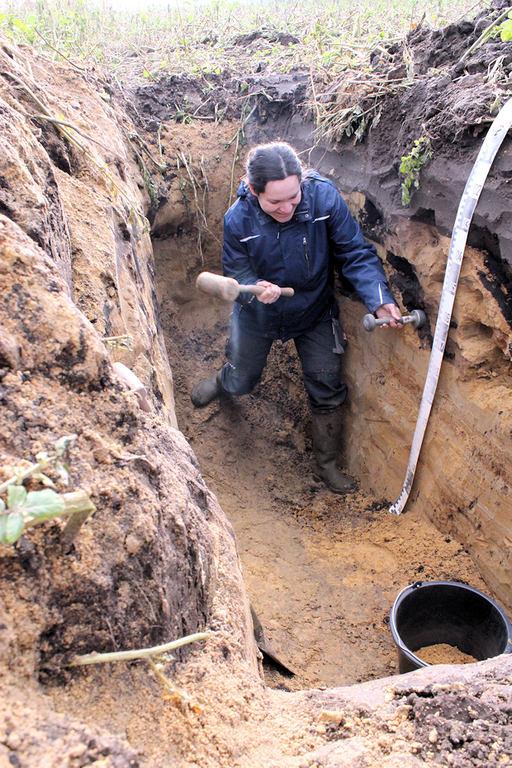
[416,643,477,665]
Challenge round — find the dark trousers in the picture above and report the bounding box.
[220,317,348,413]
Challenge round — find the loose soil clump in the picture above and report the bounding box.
[415,643,477,665]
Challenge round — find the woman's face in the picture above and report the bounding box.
[250,175,301,222]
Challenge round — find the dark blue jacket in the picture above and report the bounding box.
[222,171,396,340]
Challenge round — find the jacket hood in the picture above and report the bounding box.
[237,180,251,199]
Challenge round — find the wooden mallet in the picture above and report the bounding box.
[196,272,294,301]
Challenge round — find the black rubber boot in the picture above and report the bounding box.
[311,408,357,494]
[191,370,223,408]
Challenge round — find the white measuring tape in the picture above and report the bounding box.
[390,97,512,516]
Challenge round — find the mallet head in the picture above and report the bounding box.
[363,309,426,332]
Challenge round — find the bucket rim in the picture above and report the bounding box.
[390,580,512,669]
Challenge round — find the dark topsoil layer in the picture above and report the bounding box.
[128,2,512,152]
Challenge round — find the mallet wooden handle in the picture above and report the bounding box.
[196,272,294,301]
[240,283,294,298]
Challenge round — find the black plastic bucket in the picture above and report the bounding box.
[390,581,512,674]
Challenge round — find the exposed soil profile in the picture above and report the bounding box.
[3,4,512,767]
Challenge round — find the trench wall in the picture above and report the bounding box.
[253,118,512,611]
[0,36,258,682]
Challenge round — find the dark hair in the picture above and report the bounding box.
[246,142,303,195]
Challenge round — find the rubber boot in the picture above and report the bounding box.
[311,408,357,494]
[191,370,223,408]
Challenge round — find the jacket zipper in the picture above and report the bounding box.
[303,236,310,276]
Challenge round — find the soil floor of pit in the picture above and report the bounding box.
[161,298,489,693]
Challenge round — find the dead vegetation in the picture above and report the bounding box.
[307,5,512,150]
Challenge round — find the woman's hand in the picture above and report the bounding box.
[256,281,282,304]
[375,303,403,329]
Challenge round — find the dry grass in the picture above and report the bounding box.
[0,0,490,84]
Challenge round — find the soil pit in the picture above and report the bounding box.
[111,8,512,719]
[3,13,512,766]
[149,124,489,691]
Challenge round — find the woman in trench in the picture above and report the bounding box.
[191,142,402,493]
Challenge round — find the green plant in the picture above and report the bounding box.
[0,435,95,546]
[400,137,433,206]
[143,166,159,208]
[0,0,481,85]
[0,12,38,43]
[500,11,512,41]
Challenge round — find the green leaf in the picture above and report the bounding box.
[24,489,65,520]
[0,513,6,543]
[0,498,5,512]
[500,20,512,42]
[5,511,25,544]
[7,485,27,509]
